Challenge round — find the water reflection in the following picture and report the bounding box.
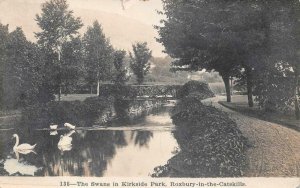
[4,157,39,176]
[131,131,153,148]
[0,103,178,177]
[113,131,127,148]
[2,147,39,176]
[50,131,58,136]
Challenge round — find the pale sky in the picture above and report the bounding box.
[0,0,166,57]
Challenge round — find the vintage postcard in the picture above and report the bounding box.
[0,0,299,187]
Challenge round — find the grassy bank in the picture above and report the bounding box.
[219,95,300,132]
[0,109,21,129]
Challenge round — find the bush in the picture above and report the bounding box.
[20,96,113,129]
[153,94,248,177]
[177,81,215,99]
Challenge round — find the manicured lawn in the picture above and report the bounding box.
[219,95,300,132]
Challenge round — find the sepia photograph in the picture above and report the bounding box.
[0,0,299,187]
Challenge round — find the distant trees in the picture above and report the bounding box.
[129,42,152,84]
[35,0,83,101]
[83,21,114,95]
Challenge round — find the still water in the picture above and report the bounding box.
[0,103,178,177]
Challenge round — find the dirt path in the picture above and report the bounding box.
[203,96,300,177]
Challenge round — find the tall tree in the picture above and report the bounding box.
[129,42,152,84]
[61,37,84,94]
[0,23,9,109]
[259,0,300,119]
[35,0,83,101]
[83,21,114,96]
[156,0,268,105]
[4,28,29,108]
[3,27,46,108]
[112,50,128,85]
[282,0,300,119]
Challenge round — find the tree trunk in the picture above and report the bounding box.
[222,75,231,102]
[97,80,100,96]
[295,70,300,120]
[58,52,61,101]
[230,77,233,95]
[246,68,254,107]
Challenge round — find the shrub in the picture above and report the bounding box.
[20,96,113,129]
[177,81,215,99]
[153,94,248,177]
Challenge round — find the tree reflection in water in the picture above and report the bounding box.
[113,131,128,148]
[0,99,174,176]
[0,128,157,176]
[131,131,153,148]
[40,130,119,176]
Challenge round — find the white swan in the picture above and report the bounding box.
[50,124,58,130]
[64,122,75,129]
[58,130,75,152]
[12,134,36,152]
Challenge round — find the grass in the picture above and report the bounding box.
[219,95,300,132]
[55,94,98,101]
[208,82,225,95]
[0,94,95,119]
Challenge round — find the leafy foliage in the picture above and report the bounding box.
[112,50,128,85]
[0,23,9,109]
[83,21,114,89]
[177,80,215,99]
[61,37,85,93]
[21,96,113,128]
[35,0,83,51]
[35,0,83,100]
[129,42,152,84]
[2,27,49,109]
[153,94,248,177]
[158,1,280,105]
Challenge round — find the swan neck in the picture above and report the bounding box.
[14,135,19,148]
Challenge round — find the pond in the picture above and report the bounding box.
[0,101,179,177]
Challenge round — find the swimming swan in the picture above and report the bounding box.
[50,124,58,130]
[64,123,75,129]
[12,134,36,152]
[58,130,75,152]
